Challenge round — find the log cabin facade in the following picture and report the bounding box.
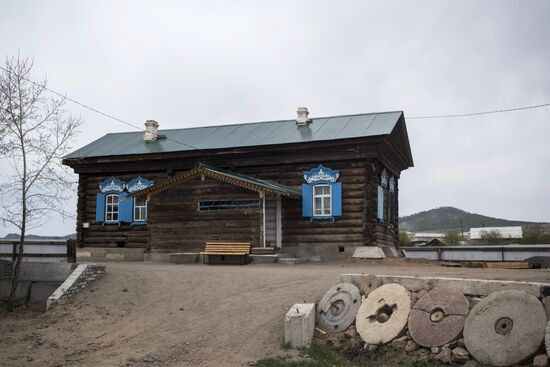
[63,109,413,259]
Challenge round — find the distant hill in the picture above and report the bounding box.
[399,207,541,232]
[2,233,76,241]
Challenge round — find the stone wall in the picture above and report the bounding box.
[47,263,106,310]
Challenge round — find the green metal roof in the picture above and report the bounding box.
[64,111,404,159]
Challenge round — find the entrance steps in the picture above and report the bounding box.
[251,247,277,255]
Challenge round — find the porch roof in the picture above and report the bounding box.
[134,163,302,198]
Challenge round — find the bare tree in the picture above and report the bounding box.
[0,55,81,311]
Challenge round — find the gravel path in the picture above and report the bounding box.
[1,259,549,367]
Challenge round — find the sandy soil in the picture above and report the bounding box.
[1,258,549,367]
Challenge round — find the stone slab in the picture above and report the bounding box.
[352,247,386,259]
[340,273,550,297]
[169,253,199,264]
[278,257,308,265]
[284,303,316,348]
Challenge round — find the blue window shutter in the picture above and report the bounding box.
[302,184,313,217]
[332,182,342,217]
[96,193,105,222]
[377,186,384,221]
[119,192,133,222]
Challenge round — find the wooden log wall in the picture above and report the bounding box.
[74,140,402,251]
[366,160,400,248]
[148,179,261,252]
[238,161,368,248]
[77,171,167,248]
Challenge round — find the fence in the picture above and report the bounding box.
[0,239,76,263]
[402,244,550,262]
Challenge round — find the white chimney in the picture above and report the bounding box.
[296,107,311,126]
[144,120,159,142]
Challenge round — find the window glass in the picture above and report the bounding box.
[198,200,260,211]
[134,198,147,222]
[313,185,331,216]
[105,194,119,222]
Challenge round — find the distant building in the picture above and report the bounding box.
[411,238,446,247]
[412,232,446,241]
[469,226,523,240]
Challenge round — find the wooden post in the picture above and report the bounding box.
[259,191,265,248]
[276,194,282,248]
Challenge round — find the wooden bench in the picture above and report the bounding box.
[200,242,251,265]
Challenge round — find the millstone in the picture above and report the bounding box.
[464,289,547,366]
[358,274,381,296]
[546,321,550,357]
[317,283,361,333]
[356,283,411,344]
[408,287,469,347]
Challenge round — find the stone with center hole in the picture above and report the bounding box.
[329,300,345,317]
[430,309,445,323]
[316,283,362,333]
[495,317,513,335]
[374,304,394,323]
[408,287,469,348]
[356,283,411,344]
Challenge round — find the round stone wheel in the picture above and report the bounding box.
[408,287,469,347]
[546,321,550,357]
[317,283,361,333]
[356,283,411,344]
[464,290,547,366]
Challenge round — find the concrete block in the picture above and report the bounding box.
[284,303,315,348]
[352,247,386,259]
[250,254,278,264]
[340,273,550,297]
[169,253,199,264]
[29,282,60,305]
[105,253,125,261]
[78,247,144,262]
[278,257,308,265]
[19,262,76,282]
[0,280,31,302]
[144,252,172,262]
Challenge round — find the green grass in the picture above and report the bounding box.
[253,341,472,367]
[252,343,352,367]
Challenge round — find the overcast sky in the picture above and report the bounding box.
[1,0,549,236]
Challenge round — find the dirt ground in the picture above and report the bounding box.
[1,258,549,367]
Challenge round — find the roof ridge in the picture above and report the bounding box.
[103,110,403,135]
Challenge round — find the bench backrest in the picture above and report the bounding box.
[203,242,251,254]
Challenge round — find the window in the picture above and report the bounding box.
[198,200,260,211]
[313,185,331,216]
[134,198,147,222]
[105,194,119,222]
